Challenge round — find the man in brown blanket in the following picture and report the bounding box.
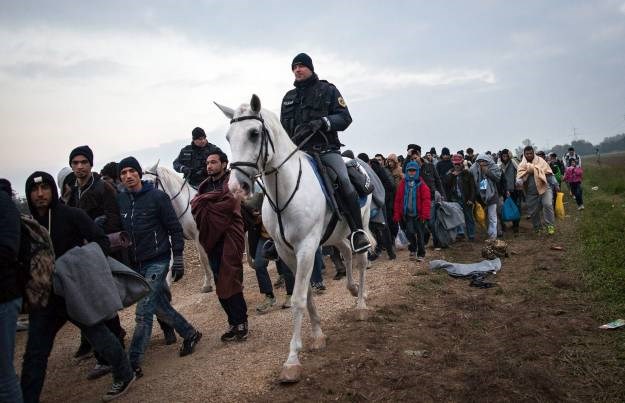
[191,150,249,342]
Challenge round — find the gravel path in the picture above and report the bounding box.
[14,242,418,402]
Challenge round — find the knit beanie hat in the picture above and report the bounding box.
[118,156,143,178]
[357,153,370,163]
[25,171,59,214]
[441,147,451,156]
[0,178,12,197]
[292,53,314,72]
[69,145,94,166]
[451,154,464,164]
[192,127,206,140]
[405,161,420,177]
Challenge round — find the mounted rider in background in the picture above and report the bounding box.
[173,127,222,188]
[280,53,371,253]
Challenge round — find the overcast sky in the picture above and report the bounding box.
[2,0,625,193]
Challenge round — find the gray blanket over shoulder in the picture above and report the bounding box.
[54,242,150,326]
[429,257,501,277]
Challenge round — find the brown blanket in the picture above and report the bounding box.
[191,179,245,299]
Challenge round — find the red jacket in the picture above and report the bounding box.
[393,178,431,222]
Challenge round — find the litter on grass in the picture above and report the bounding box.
[599,319,625,330]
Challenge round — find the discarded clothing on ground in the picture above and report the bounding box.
[433,201,465,247]
[429,257,501,278]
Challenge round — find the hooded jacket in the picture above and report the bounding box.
[393,162,431,222]
[470,154,502,205]
[25,171,110,259]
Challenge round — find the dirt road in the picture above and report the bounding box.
[14,206,624,402]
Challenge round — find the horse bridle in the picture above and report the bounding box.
[229,114,315,249]
[143,169,191,220]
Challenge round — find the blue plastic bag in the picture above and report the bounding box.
[502,197,520,222]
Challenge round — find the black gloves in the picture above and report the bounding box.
[194,168,205,177]
[309,118,327,133]
[181,166,191,176]
[171,255,184,282]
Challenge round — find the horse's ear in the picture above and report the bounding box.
[155,159,160,169]
[214,102,234,119]
[146,160,159,173]
[250,94,261,113]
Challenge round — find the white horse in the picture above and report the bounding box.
[215,94,373,383]
[143,163,214,293]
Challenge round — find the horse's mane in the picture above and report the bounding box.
[154,165,185,195]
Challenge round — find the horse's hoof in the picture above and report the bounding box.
[279,364,303,383]
[201,285,214,293]
[348,284,359,297]
[310,334,327,351]
[355,308,368,321]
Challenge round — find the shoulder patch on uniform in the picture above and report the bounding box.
[338,97,347,108]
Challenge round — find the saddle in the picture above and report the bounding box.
[306,153,372,245]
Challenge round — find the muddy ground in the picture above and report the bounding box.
[13,201,625,402]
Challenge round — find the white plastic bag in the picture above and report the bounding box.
[395,228,409,250]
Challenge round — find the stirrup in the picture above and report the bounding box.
[349,229,371,254]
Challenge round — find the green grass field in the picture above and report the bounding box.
[576,152,625,318]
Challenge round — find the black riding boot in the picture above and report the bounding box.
[341,190,371,253]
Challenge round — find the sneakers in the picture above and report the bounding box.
[281,295,292,309]
[416,256,425,262]
[73,341,92,360]
[388,249,397,260]
[256,295,277,314]
[179,330,202,357]
[102,374,135,401]
[546,225,555,235]
[350,231,371,253]
[578,205,585,211]
[409,251,416,260]
[311,281,326,294]
[221,323,248,342]
[87,364,112,380]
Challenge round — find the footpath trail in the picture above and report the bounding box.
[14,204,625,402]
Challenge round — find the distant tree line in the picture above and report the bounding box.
[549,133,625,157]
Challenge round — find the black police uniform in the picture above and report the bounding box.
[173,142,222,188]
[280,72,369,252]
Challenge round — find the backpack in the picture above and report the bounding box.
[346,159,374,197]
[19,214,55,311]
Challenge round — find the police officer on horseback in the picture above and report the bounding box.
[173,127,222,188]
[280,53,371,253]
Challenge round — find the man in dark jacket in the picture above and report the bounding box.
[173,127,222,188]
[66,145,127,376]
[117,157,202,377]
[445,154,477,240]
[435,147,454,195]
[0,180,23,402]
[20,172,135,402]
[280,53,370,253]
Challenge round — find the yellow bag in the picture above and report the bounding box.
[555,191,565,218]
[474,203,486,228]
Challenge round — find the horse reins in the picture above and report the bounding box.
[144,169,192,220]
[229,114,316,250]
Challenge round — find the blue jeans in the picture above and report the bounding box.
[254,238,294,295]
[0,297,22,403]
[21,295,132,403]
[129,259,195,367]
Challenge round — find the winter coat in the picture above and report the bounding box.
[498,159,519,192]
[445,169,476,204]
[173,142,222,187]
[563,166,583,183]
[0,191,22,302]
[470,154,502,206]
[67,173,122,234]
[117,181,184,266]
[393,178,431,222]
